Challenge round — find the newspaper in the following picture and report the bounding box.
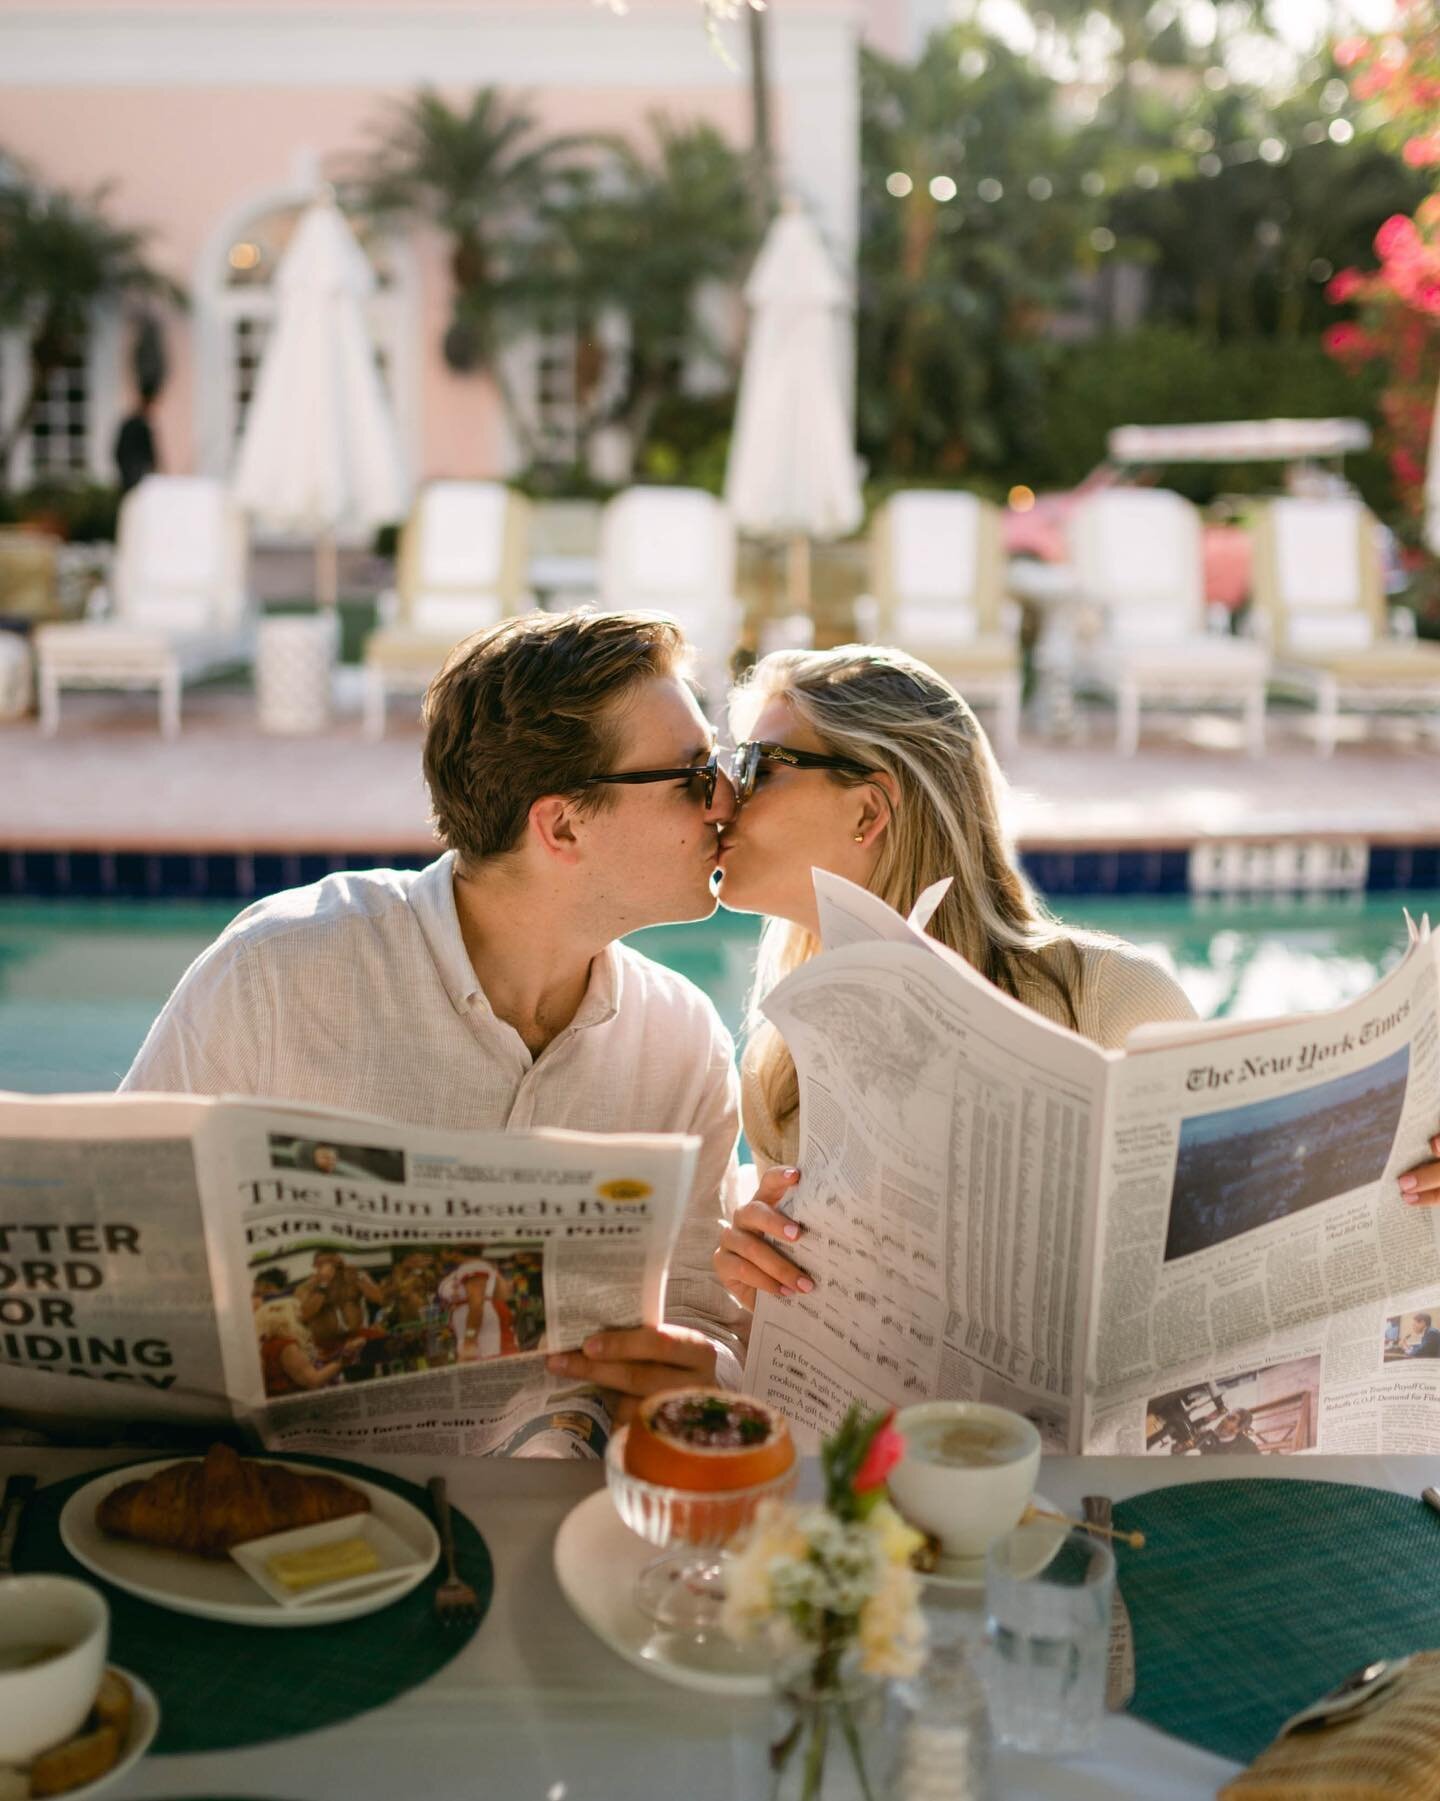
[0,1092,698,1459]
[742,871,1440,1460]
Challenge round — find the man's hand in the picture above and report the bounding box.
[1399,1135,1440,1204]
[546,1325,717,1427]
[713,1166,808,1312]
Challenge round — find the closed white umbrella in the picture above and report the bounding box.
[724,206,862,611]
[233,196,409,606]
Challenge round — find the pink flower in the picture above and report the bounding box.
[854,1414,906,1493]
[1353,64,1393,97]
[1323,322,1370,358]
[1326,268,1364,303]
[1403,134,1440,167]
[1414,279,1440,316]
[1376,214,1422,261]
[1334,37,1369,68]
[1392,448,1423,488]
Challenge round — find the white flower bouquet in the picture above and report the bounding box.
[722,1405,927,1799]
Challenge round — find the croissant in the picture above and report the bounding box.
[96,1442,369,1558]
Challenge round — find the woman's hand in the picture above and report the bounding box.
[1399,1135,1440,1204]
[713,1166,810,1312]
[546,1325,716,1427]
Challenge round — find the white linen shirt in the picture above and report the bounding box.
[121,852,748,1366]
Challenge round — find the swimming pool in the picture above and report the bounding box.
[2,890,1433,1093]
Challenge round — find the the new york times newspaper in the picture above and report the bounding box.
[742,872,1440,1461]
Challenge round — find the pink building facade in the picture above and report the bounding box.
[0,0,875,508]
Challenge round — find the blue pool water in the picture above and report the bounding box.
[1,892,1434,1093]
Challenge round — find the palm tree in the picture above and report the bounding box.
[346,87,585,373]
[538,117,761,471]
[0,167,183,489]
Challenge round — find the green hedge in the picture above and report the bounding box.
[0,480,120,541]
[1022,329,1391,512]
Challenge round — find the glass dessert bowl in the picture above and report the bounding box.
[605,1390,799,1640]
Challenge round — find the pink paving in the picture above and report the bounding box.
[5,688,1440,854]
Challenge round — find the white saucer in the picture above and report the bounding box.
[23,1666,160,1801]
[553,1488,772,1698]
[912,1495,1066,1593]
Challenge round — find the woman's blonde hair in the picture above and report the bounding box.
[254,1296,316,1356]
[736,644,1082,1144]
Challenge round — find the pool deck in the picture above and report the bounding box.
[5,685,1439,855]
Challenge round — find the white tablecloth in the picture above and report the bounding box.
[8,1450,1440,1800]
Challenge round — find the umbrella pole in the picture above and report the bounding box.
[785,534,811,616]
[315,530,339,609]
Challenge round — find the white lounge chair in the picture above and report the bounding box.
[35,476,252,738]
[862,490,1022,752]
[1253,495,1440,754]
[597,487,742,706]
[1069,487,1270,756]
[363,481,530,738]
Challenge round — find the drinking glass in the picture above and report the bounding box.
[982,1524,1113,1755]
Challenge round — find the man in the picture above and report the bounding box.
[296,1250,385,1357]
[1403,1312,1440,1358]
[123,608,766,1427]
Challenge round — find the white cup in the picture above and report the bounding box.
[887,1401,1042,1559]
[0,1575,109,1762]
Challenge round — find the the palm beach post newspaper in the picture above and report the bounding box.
[741,871,1440,1460]
[0,1094,698,1458]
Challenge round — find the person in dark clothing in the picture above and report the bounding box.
[1403,1312,1440,1358]
[113,401,157,494]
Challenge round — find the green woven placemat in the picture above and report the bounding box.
[15,1457,492,1754]
[1113,1479,1440,1765]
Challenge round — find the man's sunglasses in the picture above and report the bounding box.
[578,749,724,810]
[729,740,877,804]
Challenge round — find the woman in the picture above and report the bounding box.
[712,643,1196,1311]
[251,1274,362,1395]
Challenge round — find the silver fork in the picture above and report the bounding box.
[427,1475,479,1625]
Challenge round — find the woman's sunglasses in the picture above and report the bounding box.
[728,740,877,804]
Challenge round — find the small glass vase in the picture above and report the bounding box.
[769,1661,894,1801]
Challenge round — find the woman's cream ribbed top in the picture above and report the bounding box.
[741,932,1198,1171]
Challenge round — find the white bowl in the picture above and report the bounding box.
[0,1574,109,1763]
[887,1401,1041,1559]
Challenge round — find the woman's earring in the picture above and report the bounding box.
[853,833,864,843]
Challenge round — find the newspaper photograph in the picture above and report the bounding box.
[740,870,1440,1459]
[0,1092,699,1459]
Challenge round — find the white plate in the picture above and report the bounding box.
[230,1512,430,1609]
[553,1488,773,1699]
[912,1494,1066,1593]
[59,1459,439,1628]
[24,1665,160,1801]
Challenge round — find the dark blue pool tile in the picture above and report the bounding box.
[21,850,60,895]
[64,851,105,896]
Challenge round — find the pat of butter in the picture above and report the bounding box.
[265,1535,381,1592]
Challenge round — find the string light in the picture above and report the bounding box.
[1328,119,1355,144]
[886,171,914,197]
[929,175,958,201]
[977,177,1003,202]
[1027,175,1053,199]
[1090,226,1116,252]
